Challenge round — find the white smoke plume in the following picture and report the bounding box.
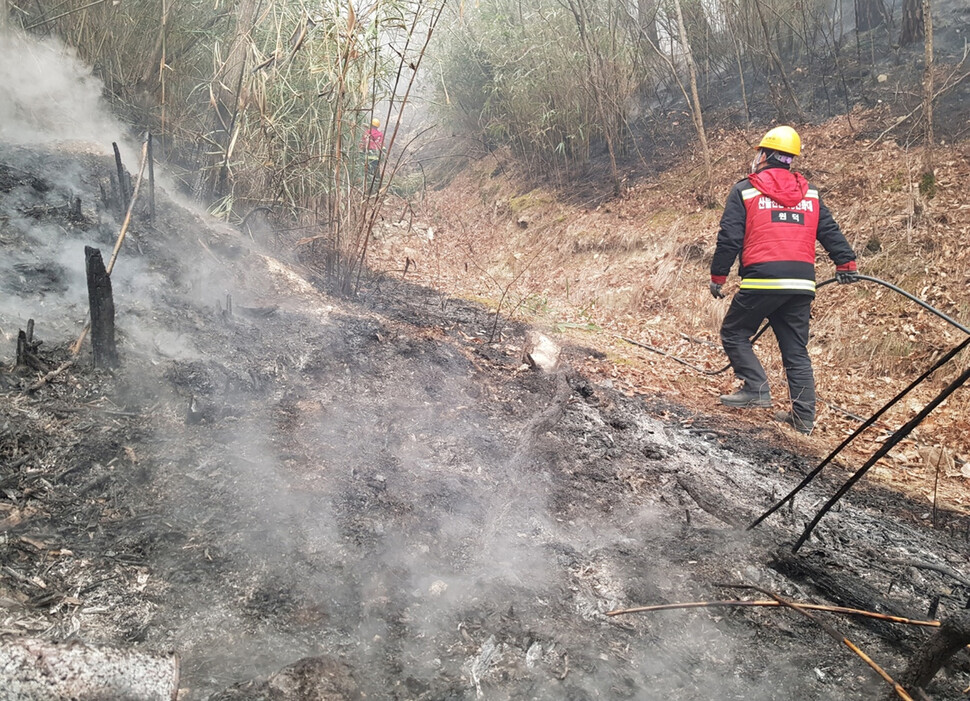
[0,29,126,148]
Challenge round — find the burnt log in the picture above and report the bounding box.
[510,372,571,467]
[0,637,179,700]
[677,473,755,528]
[772,550,922,648]
[893,610,970,699]
[84,246,118,368]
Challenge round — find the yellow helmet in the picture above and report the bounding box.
[371,118,380,128]
[757,126,801,156]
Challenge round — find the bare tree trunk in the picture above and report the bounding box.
[900,0,923,44]
[752,0,803,118]
[731,32,751,124]
[637,0,659,45]
[673,0,713,203]
[921,0,934,175]
[855,0,887,32]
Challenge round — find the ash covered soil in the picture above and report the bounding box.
[2,143,970,700]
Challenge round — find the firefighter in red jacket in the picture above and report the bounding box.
[710,126,858,435]
[362,118,384,182]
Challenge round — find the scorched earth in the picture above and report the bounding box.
[1,140,969,700]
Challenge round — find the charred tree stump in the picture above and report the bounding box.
[108,174,122,217]
[15,330,28,368]
[84,246,118,368]
[15,320,45,372]
[0,637,179,700]
[112,142,130,214]
[892,610,970,699]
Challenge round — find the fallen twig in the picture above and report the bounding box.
[721,584,913,701]
[605,599,941,627]
[24,360,75,394]
[618,335,725,375]
[4,454,32,470]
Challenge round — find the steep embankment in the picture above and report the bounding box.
[373,113,970,512]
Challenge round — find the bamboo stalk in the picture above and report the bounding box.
[605,599,941,627]
[23,0,110,31]
[843,638,913,700]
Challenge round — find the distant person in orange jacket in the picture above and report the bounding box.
[362,118,384,182]
[709,126,859,435]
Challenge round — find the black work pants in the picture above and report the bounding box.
[720,291,815,422]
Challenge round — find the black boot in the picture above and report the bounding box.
[719,389,771,408]
[773,410,813,435]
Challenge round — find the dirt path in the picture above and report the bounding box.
[2,143,970,700]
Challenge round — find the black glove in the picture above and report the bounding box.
[709,281,725,299]
[835,270,859,284]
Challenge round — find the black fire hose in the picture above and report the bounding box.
[620,274,970,375]
[790,361,970,551]
[731,275,970,543]
[748,333,970,531]
[842,274,970,334]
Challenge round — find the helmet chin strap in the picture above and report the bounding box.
[750,149,766,174]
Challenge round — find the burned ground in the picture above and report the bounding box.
[2,144,970,700]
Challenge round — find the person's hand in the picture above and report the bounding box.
[709,281,725,299]
[835,262,858,284]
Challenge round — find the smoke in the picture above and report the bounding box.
[0,30,126,148]
[0,29,147,360]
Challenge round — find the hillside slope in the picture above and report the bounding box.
[374,111,970,513]
[3,133,970,701]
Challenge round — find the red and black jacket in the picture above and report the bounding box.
[710,166,856,295]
